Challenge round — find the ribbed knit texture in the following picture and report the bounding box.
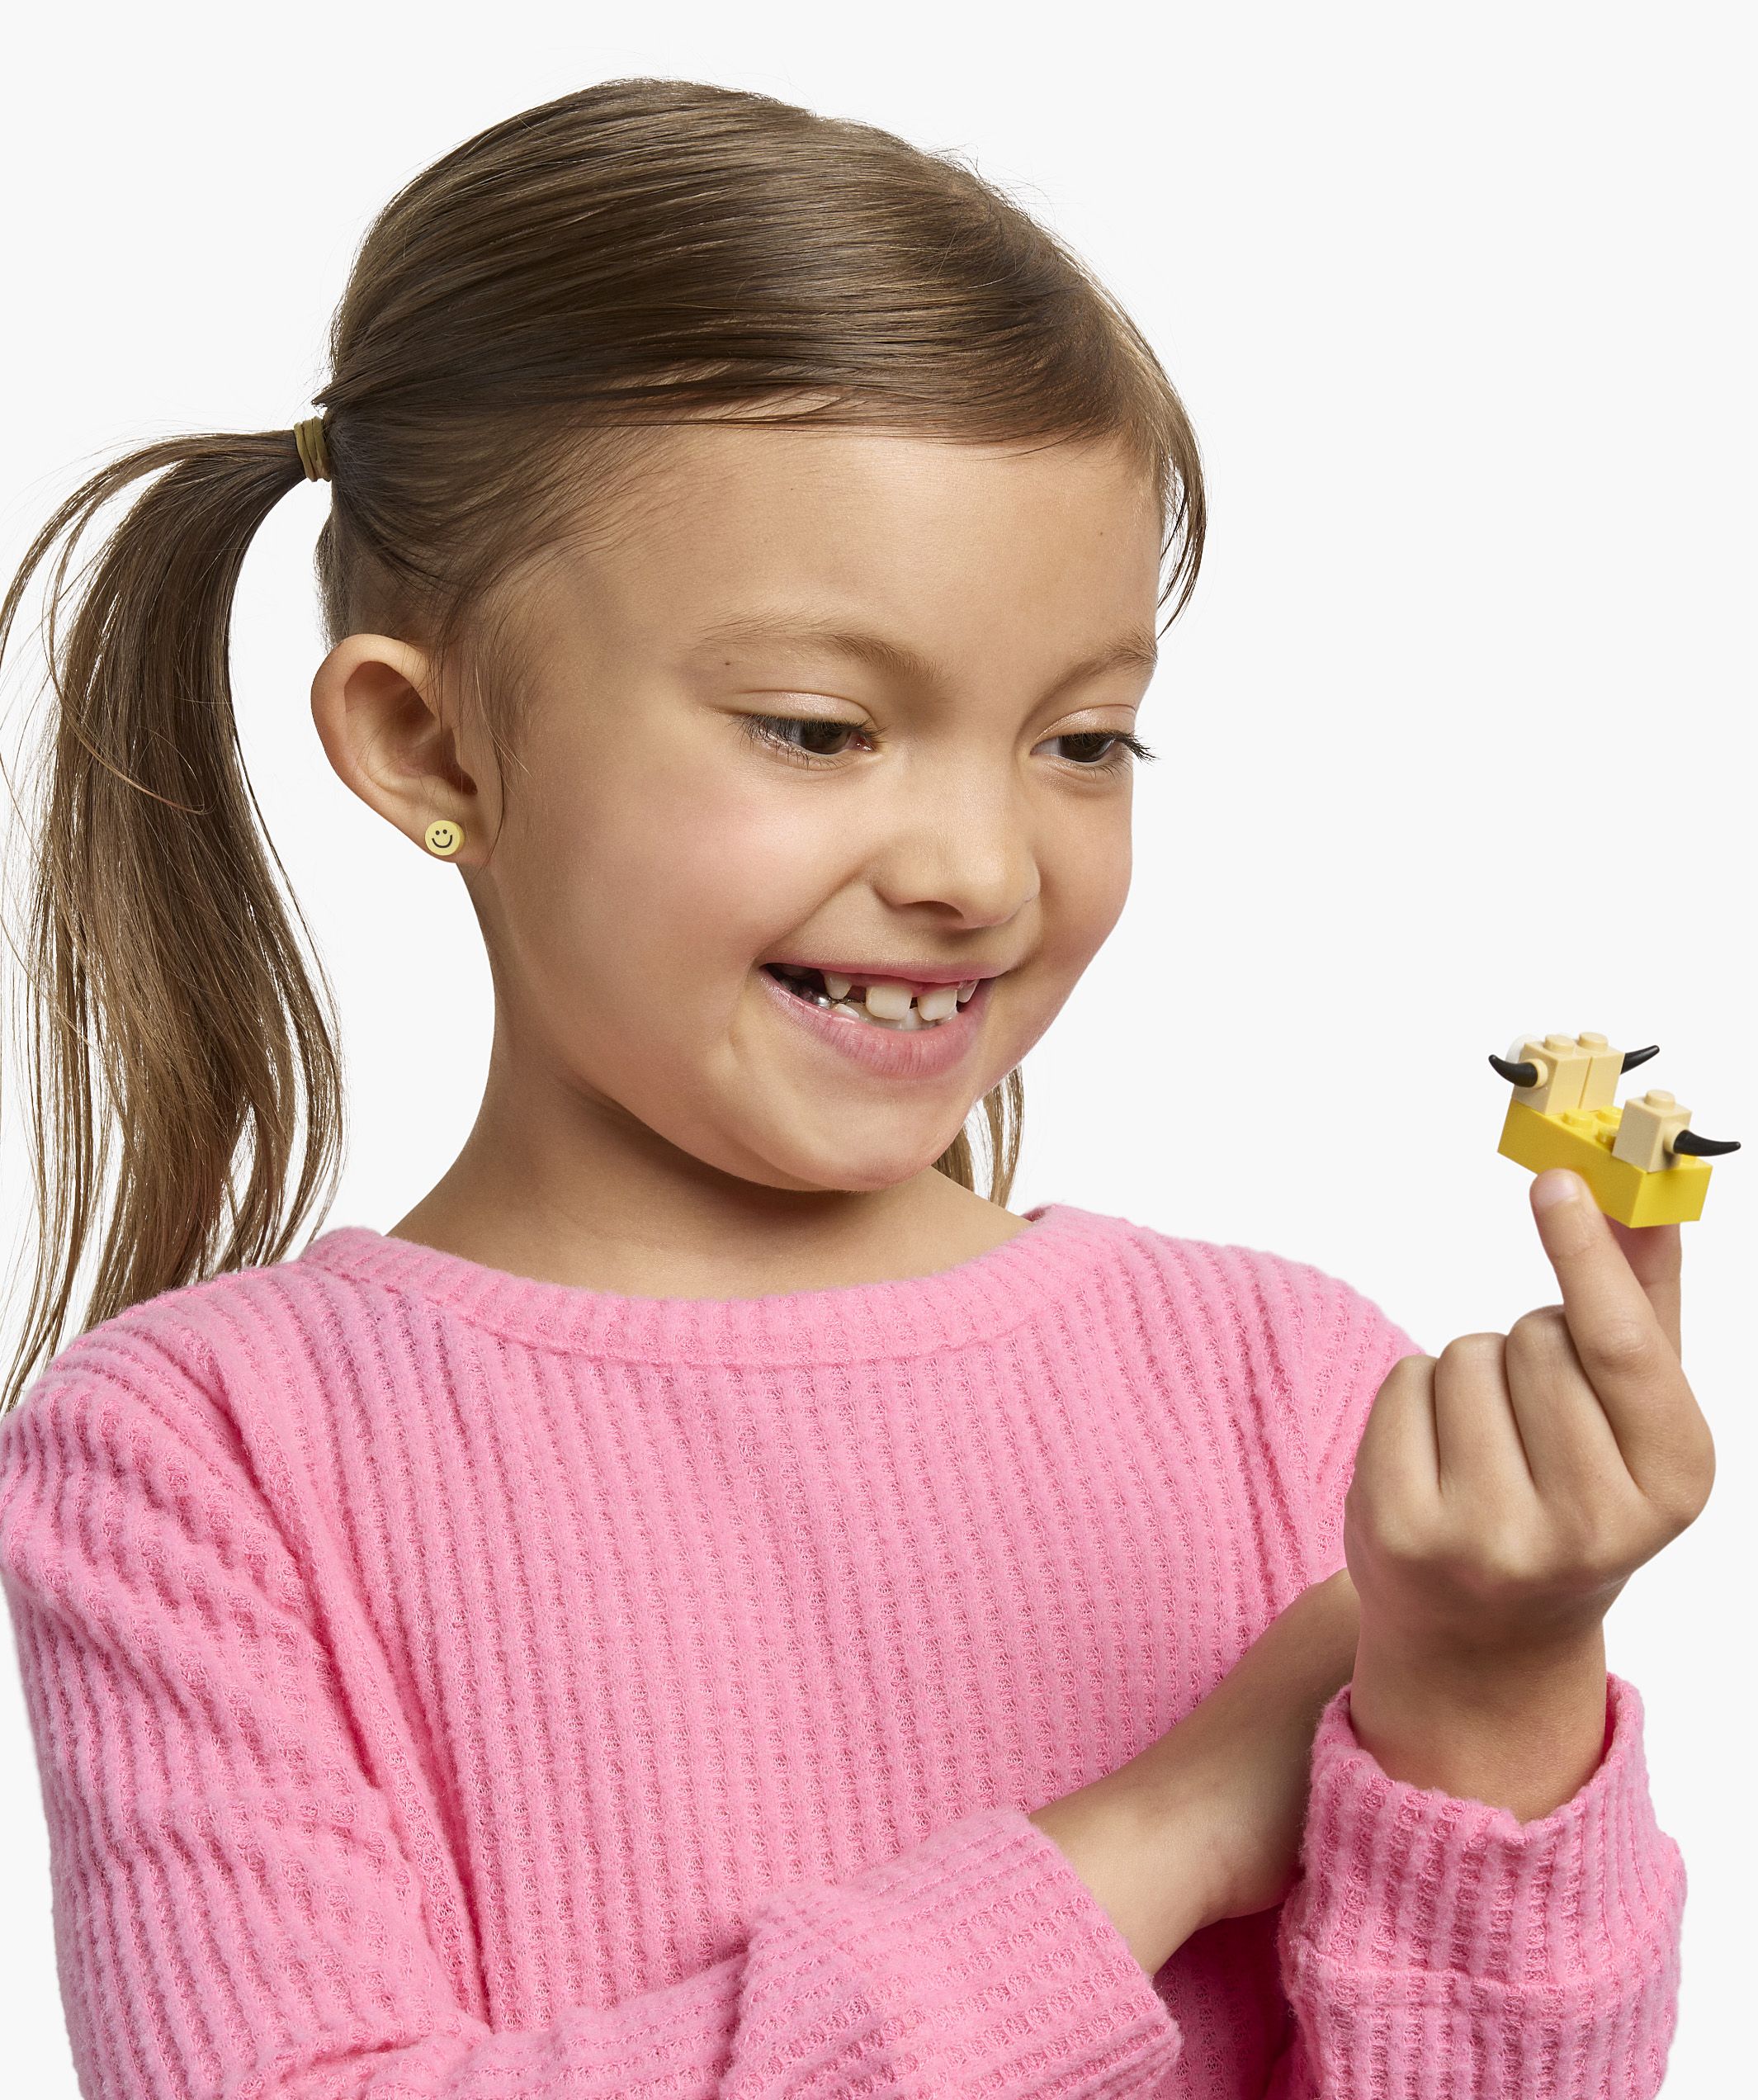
[0,1201,1685,2098]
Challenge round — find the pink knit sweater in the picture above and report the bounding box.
[0,1202,1685,2098]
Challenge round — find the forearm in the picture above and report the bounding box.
[1028,1778,1217,1976]
[1348,1620,1610,1822]
[1029,1568,1364,1974]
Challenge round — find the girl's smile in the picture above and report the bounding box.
[754,960,1000,1081]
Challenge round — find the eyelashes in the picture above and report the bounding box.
[741,713,1156,775]
[1056,730,1157,773]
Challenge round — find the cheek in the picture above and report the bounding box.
[1051,814,1132,948]
[521,753,843,1000]
[1096,836,1132,937]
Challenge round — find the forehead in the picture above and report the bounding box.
[633,417,1153,518]
[559,421,1161,643]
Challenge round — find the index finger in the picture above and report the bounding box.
[1605,1212,1683,1360]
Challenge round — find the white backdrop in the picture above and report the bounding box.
[1,3,1751,2089]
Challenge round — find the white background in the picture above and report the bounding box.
[0,2,1751,2089]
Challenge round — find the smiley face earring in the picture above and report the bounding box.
[424,818,464,858]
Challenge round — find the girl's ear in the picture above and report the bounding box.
[310,633,494,863]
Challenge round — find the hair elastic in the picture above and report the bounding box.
[293,417,333,483]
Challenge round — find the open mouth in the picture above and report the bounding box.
[759,963,978,1031]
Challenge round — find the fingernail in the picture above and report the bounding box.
[1532,1170,1582,1213]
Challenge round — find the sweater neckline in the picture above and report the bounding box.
[295,1201,1113,1363]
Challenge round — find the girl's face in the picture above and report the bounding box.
[328,422,1164,1219]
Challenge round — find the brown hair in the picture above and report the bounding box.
[0,76,1206,1414]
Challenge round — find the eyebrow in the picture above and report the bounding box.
[688,612,1159,695]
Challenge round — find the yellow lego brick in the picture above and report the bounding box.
[1498,1096,1712,1225]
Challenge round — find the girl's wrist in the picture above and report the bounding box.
[1348,1620,1609,1821]
[1028,1770,1222,1974]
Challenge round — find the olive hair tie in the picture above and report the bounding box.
[293,416,332,483]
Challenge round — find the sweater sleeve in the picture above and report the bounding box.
[1268,1268,1687,2098]
[0,1336,1186,2100]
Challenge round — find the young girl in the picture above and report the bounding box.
[0,78,1702,2100]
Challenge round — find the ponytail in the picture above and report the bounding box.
[0,428,345,1412]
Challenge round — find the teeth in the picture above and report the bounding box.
[862,981,915,1022]
[833,1000,922,1031]
[768,965,990,1031]
[848,977,969,1024]
[833,974,980,1019]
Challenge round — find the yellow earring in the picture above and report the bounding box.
[424,818,464,858]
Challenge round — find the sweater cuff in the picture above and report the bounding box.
[748,1804,1184,2091]
[1283,1671,1685,2002]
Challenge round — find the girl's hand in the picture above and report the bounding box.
[1343,1168,1716,1675]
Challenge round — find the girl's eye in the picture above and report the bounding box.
[742,714,869,764]
[1049,731,1157,773]
[742,714,1157,774]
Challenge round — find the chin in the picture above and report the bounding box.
[750,1130,963,1198]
